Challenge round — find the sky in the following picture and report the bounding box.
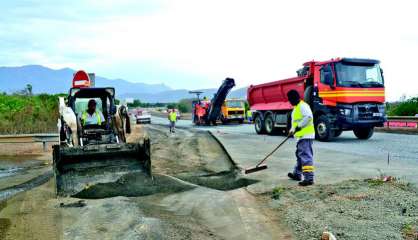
[0,0,417,101]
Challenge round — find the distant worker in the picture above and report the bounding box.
[246,110,253,123]
[80,99,105,126]
[168,109,177,133]
[287,90,315,186]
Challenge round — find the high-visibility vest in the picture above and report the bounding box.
[169,112,177,122]
[292,101,315,138]
[246,110,252,118]
[82,111,102,125]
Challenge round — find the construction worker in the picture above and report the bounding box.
[246,109,253,123]
[286,90,315,186]
[80,99,105,126]
[168,109,177,133]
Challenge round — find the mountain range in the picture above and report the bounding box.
[0,65,247,102]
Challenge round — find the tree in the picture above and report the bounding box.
[127,99,142,108]
[177,98,193,113]
[166,103,176,110]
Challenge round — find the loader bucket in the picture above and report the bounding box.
[52,138,151,196]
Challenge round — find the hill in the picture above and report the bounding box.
[0,65,171,96]
[120,86,247,103]
[0,65,247,102]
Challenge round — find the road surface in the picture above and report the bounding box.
[152,116,418,192]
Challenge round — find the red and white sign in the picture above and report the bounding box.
[72,70,91,88]
[385,121,418,128]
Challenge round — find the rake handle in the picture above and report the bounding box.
[256,136,290,167]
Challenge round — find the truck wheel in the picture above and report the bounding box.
[304,86,313,106]
[353,127,374,140]
[254,115,266,134]
[333,129,343,138]
[284,112,292,136]
[315,115,333,141]
[221,115,228,124]
[264,114,275,135]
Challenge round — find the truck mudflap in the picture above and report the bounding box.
[52,138,151,196]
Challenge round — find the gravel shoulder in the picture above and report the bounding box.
[270,178,418,240]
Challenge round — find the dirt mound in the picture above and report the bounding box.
[272,179,418,239]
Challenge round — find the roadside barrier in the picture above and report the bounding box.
[385,116,418,128]
[0,133,59,152]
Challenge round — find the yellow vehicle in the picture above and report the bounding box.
[221,99,246,124]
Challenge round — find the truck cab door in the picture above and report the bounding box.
[318,64,337,106]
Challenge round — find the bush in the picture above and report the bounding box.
[0,93,60,134]
[177,98,193,113]
[387,97,418,116]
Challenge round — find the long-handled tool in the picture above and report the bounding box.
[244,136,290,174]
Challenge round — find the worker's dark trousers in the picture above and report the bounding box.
[293,139,314,182]
[169,121,176,133]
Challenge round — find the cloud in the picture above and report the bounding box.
[0,0,417,100]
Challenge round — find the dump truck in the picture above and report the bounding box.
[191,78,235,125]
[247,58,386,141]
[220,99,246,124]
[53,70,151,196]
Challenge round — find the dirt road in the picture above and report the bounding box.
[0,124,292,240]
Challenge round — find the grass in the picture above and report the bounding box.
[271,186,286,200]
[402,223,418,240]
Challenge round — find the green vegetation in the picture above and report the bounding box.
[0,92,62,134]
[271,186,286,200]
[402,223,418,240]
[386,97,418,116]
[128,98,193,113]
[127,99,166,108]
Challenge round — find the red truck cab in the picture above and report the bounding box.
[247,58,385,141]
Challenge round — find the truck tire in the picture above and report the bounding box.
[264,114,275,135]
[333,129,343,138]
[284,112,292,136]
[315,115,333,141]
[254,114,266,134]
[304,86,313,106]
[353,127,374,140]
[221,115,228,124]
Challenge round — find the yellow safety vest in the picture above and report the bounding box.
[169,112,177,122]
[246,110,252,118]
[82,111,102,125]
[292,101,315,138]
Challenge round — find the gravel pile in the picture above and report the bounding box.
[272,179,418,240]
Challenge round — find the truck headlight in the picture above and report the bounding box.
[378,104,385,113]
[339,109,351,116]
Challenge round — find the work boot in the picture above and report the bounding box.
[288,172,301,181]
[298,180,314,186]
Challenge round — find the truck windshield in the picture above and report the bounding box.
[226,101,244,108]
[335,63,383,88]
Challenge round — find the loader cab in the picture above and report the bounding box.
[68,87,116,123]
[67,87,118,145]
